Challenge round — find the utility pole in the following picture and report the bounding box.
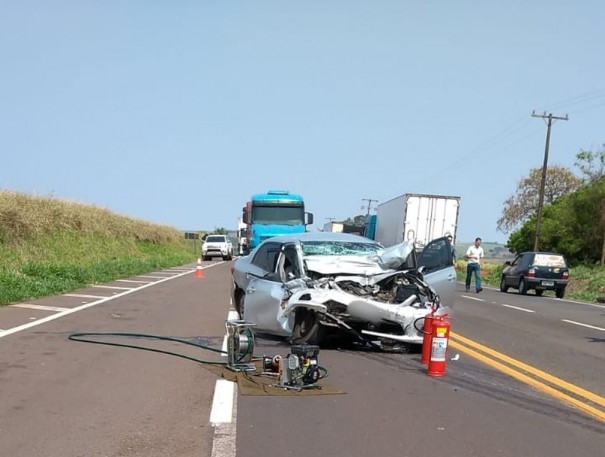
[531,111,569,251]
[361,198,378,219]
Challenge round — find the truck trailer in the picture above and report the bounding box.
[373,193,460,248]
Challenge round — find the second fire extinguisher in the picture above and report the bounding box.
[427,315,451,377]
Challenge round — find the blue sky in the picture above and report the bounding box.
[2,1,604,244]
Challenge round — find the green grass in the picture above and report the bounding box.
[0,190,199,306]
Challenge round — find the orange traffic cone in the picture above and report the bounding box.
[195,258,205,278]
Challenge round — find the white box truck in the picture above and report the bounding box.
[374,194,460,248]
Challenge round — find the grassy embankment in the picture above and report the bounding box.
[0,190,199,306]
[454,260,605,303]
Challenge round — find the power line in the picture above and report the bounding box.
[531,111,569,251]
[361,198,378,219]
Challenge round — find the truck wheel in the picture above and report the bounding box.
[500,277,509,293]
[519,278,528,295]
[556,288,566,299]
[291,309,322,345]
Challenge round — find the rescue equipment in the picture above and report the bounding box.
[225,320,256,372]
[264,344,328,391]
[421,312,435,365]
[427,315,451,377]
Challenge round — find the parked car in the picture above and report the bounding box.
[202,234,233,261]
[231,232,455,347]
[500,251,569,298]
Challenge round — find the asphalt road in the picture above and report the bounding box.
[1,262,604,457]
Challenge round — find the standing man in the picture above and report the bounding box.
[446,234,456,263]
[465,237,484,293]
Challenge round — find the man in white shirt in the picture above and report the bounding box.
[465,237,484,293]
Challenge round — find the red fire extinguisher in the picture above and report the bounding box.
[427,315,451,377]
[421,312,435,365]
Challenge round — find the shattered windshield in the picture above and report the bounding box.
[301,241,382,256]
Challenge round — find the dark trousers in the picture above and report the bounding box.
[465,263,482,291]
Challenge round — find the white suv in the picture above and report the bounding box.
[202,235,233,261]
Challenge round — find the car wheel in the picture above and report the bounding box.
[291,308,322,345]
[556,287,566,299]
[535,290,544,297]
[519,278,528,295]
[235,292,245,318]
[500,276,509,293]
[202,256,209,261]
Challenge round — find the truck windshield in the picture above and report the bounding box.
[251,205,304,225]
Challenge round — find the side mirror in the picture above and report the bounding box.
[504,261,511,266]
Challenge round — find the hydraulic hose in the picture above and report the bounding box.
[68,332,230,365]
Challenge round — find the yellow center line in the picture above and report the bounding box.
[449,332,605,423]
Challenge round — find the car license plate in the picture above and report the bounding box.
[542,281,554,286]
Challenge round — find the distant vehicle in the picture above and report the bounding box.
[231,232,455,347]
[241,190,314,251]
[370,193,461,249]
[500,252,569,298]
[236,217,248,256]
[202,234,233,261]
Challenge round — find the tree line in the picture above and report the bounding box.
[498,146,605,265]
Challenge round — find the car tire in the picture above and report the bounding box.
[535,290,544,297]
[291,308,322,345]
[519,278,528,295]
[235,292,245,318]
[500,276,509,293]
[556,287,566,299]
[202,256,209,261]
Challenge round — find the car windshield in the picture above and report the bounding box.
[301,240,382,256]
[534,254,566,268]
[206,236,225,243]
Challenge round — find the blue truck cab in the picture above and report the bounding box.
[243,190,313,251]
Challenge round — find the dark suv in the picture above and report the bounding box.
[500,252,569,298]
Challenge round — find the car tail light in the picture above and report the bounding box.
[562,271,569,279]
[527,268,536,278]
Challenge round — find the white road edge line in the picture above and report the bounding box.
[209,379,235,425]
[222,310,241,356]
[561,319,605,332]
[211,306,239,457]
[0,264,221,339]
[501,304,535,313]
[210,381,237,457]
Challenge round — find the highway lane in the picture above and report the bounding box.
[234,276,605,457]
[1,263,604,456]
[450,284,605,397]
[0,261,231,457]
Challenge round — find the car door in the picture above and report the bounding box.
[242,242,291,336]
[417,237,456,308]
[506,254,524,287]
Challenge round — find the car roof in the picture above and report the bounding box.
[520,251,565,256]
[260,231,379,245]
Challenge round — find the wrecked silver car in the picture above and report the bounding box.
[231,232,455,348]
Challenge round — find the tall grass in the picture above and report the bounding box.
[0,190,198,305]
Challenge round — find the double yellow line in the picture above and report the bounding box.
[449,331,605,423]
